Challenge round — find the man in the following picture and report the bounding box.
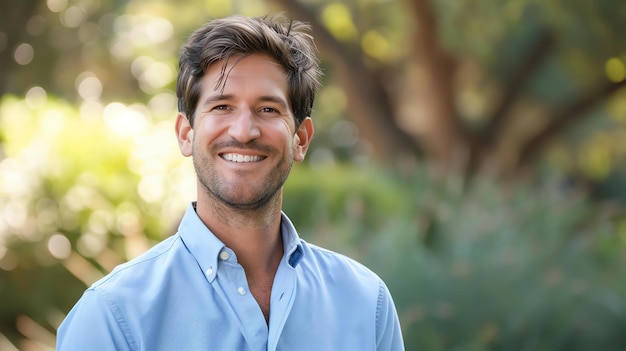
[57,14,404,350]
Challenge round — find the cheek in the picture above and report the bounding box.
[194,119,223,141]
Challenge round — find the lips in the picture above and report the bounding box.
[221,153,265,163]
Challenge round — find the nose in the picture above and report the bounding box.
[228,108,261,143]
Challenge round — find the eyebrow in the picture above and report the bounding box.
[201,94,289,109]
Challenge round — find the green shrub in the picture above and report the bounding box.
[285,166,626,350]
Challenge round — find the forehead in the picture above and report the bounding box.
[204,54,288,93]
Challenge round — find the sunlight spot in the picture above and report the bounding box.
[78,0,101,14]
[47,0,68,13]
[605,58,626,83]
[322,3,358,41]
[138,174,165,203]
[168,163,196,205]
[2,200,28,230]
[148,92,177,117]
[63,185,98,213]
[62,6,86,28]
[14,43,34,65]
[40,108,66,135]
[103,102,148,137]
[116,205,141,236]
[143,17,173,44]
[88,210,114,235]
[125,15,174,47]
[139,61,174,92]
[76,72,103,100]
[79,100,104,122]
[109,38,133,59]
[578,141,612,180]
[361,30,388,59]
[0,158,30,197]
[77,231,106,257]
[48,233,72,259]
[131,56,153,79]
[131,57,175,91]
[0,250,18,271]
[25,86,47,109]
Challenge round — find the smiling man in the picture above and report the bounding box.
[57,15,404,351]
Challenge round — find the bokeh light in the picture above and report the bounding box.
[25,87,48,109]
[75,72,103,101]
[14,43,34,65]
[103,102,149,137]
[605,57,626,83]
[47,0,68,13]
[61,6,87,28]
[361,30,389,59]
[48,233,72,259]
[322,3,358,41]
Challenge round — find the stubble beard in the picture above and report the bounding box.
[192,142,293,212]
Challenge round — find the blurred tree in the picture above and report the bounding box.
[2,0,625,183]
[270,0,626,181]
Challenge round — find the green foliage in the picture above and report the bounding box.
[0,94,192,347]
[285,168,626,350]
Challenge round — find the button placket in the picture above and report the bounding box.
[205,267,214,276]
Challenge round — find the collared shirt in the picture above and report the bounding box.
[57,203,405,350]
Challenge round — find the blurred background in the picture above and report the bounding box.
[1,0,626,349]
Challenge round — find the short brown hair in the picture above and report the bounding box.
[176,14,322,128]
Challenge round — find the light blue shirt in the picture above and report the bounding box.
[57,203,404,350]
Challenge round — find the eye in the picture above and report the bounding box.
[260,107,279,114]
[212,105,230,111]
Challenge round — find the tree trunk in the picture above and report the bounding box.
[270,0,421,166]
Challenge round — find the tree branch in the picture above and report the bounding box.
[405,0,467,168]
[517,79,626,168]
[465,29,554,177]
[269,0,422,163]
[481,29,554,146]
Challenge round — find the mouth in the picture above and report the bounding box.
[221,153,266,163]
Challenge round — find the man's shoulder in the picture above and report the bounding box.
[299,240,383,285]
[90,234,183,292]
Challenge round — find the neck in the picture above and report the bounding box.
[195,191,284,275]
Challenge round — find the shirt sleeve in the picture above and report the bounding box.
[56,289,135,351]
[375,281,405,351]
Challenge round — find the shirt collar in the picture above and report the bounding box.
[178,203,304,283]
[178,203,224,283]
[279,211,304,268]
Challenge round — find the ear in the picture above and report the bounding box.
[175,112,193,157]
[293,117,314,162]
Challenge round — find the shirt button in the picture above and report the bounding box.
[237,287,246,295]
[205,267,213,276]
[219,251,230,261]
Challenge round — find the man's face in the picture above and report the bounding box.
[176,54,313,210]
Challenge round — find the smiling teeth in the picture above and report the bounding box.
[223,153,263,162]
